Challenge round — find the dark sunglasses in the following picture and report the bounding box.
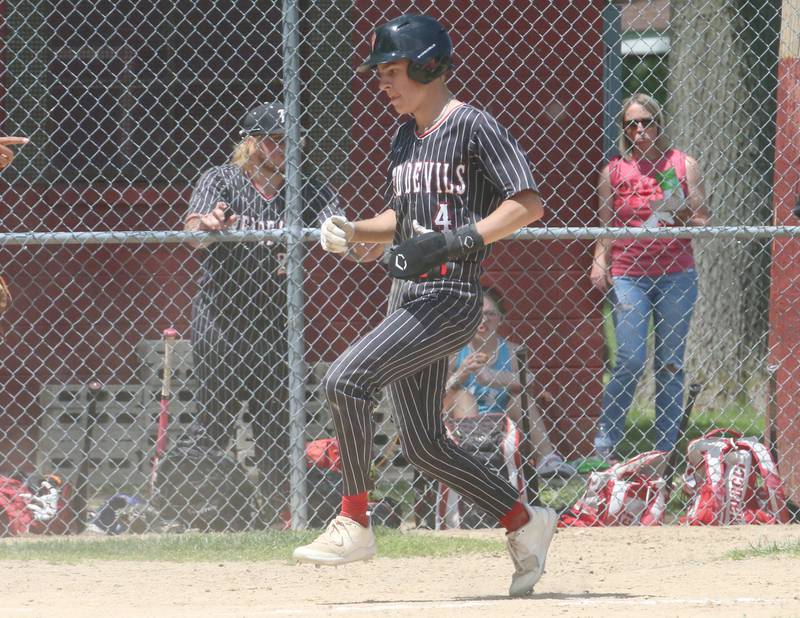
[624,117,657,131]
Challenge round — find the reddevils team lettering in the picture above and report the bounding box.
[412,161,422,192]
[236,215,285,231]
[455,164,465,192]
[392,160,466,196]
[424,162,434,191]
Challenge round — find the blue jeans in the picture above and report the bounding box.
[595,269,698,456]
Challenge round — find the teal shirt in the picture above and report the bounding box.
[454,337,513,415]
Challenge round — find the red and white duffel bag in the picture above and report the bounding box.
[681,429,790,525]
[559,450,669,527]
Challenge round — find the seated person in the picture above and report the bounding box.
[444,287,575,478]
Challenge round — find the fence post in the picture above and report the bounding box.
[283,0,309,530]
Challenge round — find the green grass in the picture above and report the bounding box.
[726,538,800,560]
[0,528,504,563]
[614,401,762,462]
[539,477,587,512]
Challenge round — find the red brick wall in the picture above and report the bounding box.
[621,0,670,33]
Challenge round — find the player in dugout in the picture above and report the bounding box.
[183,101,342,525]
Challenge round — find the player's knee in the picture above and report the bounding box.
[321,365,365,411]
[402,438,443,471]
[321,367,345,404]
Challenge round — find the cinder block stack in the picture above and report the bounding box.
[135,338,198,447]
[35,383,148,490]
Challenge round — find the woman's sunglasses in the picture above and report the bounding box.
[624,117,657,131]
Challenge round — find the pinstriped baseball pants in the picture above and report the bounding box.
[323,281,520,519]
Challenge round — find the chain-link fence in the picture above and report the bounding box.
[0,0,798,535]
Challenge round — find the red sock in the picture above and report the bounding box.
[341,492,369,527]
[499,501,530,533]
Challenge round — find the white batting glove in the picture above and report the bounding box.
[412,219,433,235]
[320,215,354,253]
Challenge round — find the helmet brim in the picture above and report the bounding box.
[356,51,409,73]
[238,127,307,137]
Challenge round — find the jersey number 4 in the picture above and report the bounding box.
[434,202,452,230]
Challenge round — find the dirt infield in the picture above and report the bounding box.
[2,525,798,617]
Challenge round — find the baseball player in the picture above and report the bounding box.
[184,101,341,523]
[293,14,557,597]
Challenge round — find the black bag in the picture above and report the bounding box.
[305,466,342,529]
[152,440,259,532]
[446,414,508,473]
[368,497,403,528]
[303,457,403,529]
[445,414,514,529]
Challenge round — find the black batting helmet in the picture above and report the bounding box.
[356,14,452,84]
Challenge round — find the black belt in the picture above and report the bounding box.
[390,260,482,283]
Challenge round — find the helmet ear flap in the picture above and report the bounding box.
[407,55,450,84]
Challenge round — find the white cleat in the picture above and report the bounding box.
[293,516,377,566]
[506,504,558,597]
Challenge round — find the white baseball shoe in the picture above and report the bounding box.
[535,452,578,478]
[506,504,558,597]
[292,516,377,566]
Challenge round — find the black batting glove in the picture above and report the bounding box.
[388,223,485,280]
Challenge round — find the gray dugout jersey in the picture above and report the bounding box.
[386,103,539,282]
[189,164,340,319]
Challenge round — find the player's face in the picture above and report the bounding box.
[376,60,426,116]
[256,134,286,173]
[476,297,502,337]
[623,102,659,154]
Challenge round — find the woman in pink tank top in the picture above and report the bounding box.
[589,93,710,461]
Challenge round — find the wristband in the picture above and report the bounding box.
[443,223,485,259]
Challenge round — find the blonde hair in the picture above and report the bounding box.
[229,134,304,176]
[617,92,669,159]
[231,136,261,172]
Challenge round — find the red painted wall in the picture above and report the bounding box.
[1,2,607,464]
[0,186,193,424]
[768,54,800,504]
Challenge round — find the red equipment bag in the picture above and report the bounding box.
[682,429,790,525]
[559,450,669,527]
[305,437,341,473]
[0,475,74,536]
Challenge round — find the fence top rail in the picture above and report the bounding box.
[1,226,799,246]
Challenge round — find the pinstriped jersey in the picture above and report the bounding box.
[189,164,339,325]
[386,103,538,281]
